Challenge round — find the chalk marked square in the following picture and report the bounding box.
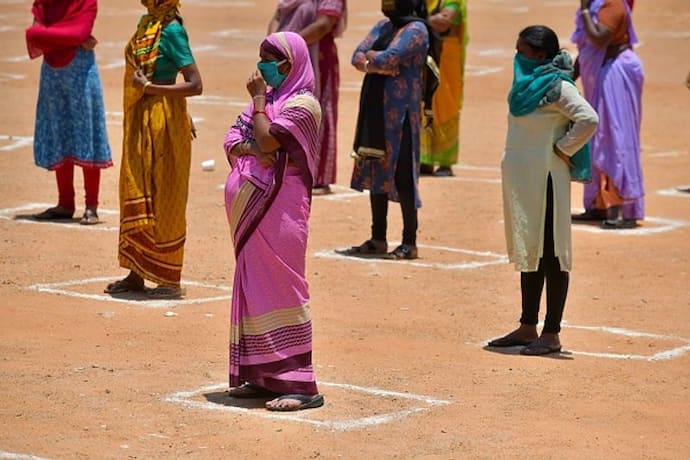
[0,203,119,232]
[164,381,450,431]
[563,324,690,361]
[316,243,507,271]
[572,215,689,235]
[27,277,231,309]
[486,323,690,362]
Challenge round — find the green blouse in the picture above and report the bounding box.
[153,21,195,82]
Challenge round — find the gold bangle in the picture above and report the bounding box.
[143,81,152,92]
[364,59,370,73]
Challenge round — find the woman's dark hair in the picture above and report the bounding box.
[519,25,560,60]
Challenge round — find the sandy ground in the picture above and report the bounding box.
[1,0,689,458]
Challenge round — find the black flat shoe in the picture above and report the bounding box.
[571,210,606,221]
[433,166,454,177]
[335,239,388,257]
[601,219,638,230]
[33,206,74,220]
[419,164,434,176]
[385,244,418,260]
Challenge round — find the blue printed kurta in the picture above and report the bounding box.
[350,20,428,208]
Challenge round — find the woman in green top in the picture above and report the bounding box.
[105,0,202,300]
[420,0,468,177]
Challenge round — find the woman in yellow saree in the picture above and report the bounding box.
[420,0,468,177]
[105,0,202,299]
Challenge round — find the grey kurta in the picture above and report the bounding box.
[502,81,598,272]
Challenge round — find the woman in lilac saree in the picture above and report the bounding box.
[571,0,644,229]
[223,32,323,411]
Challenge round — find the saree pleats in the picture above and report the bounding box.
[118,73,191,285]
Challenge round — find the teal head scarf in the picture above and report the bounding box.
[508,51,575,116]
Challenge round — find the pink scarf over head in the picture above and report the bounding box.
[225,31,320,187]
[26,0,97,68]
[261,31,316,111]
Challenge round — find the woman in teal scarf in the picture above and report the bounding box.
[488,26,598,356]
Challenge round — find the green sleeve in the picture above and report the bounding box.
[159,21,195,69]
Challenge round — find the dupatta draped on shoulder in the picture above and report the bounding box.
[26,0,97,68]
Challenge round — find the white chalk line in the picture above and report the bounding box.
[316,243,507,271]
[465,64,504,77]
[0,71,25,81]
[572,215,689,236]
[0,55,29,63]
[27,276,231,309]
[486,323,690,362]
[0,451,51,460]
[0,134,33,151]
[646,150,684,158]
[0,203,119,232]
[210,29,265,41]
[189,94,248,107]
[164,381,450,431]
[657,186,690,198]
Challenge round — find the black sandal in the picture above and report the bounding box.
[601,219,638,230]
[335,239,388,257]
[104,277,145,294]
[385,244,418,260]
[33,206,74,220]
[227,383,281,399]
[571,210,606,221]
[80,209,99,225]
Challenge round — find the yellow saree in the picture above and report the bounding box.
[421,0,468,167]
[118,1,192,285]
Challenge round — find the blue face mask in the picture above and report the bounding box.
[257,59,287,89]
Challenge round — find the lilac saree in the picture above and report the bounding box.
[223,32,322,395]
[572,0,645,219]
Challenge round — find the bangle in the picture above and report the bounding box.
[143,81,151,92]
[581,8,590,15]
[364,59,370,73]
[252,95,265,100]
[253,110,266,116]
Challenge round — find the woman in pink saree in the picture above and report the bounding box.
[223,32,324,411]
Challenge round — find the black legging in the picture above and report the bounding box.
[370,116,417,246]
[519,175,569,334]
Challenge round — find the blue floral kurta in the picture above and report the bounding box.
[350,20,428,208]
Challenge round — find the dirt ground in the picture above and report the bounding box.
[1,0,689,458]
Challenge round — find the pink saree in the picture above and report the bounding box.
[223,32,322,395]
